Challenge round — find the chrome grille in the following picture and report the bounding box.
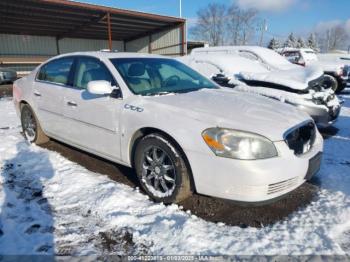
[285,122,316,155]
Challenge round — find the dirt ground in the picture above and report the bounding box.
[41,139,319,228]
[0,84,12,97]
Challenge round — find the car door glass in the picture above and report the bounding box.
[37,58,74,85]
[239,51,260,61]
[73,57,115,90]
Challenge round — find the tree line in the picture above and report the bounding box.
[267,33,318,51]
[191,2,349,52]
[190,3,262,46]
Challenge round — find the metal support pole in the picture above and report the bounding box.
[181,23,186,56]
[179,0,182,18]
[55,36,60,54]
[107,12,112,50]
[148,34,152,53]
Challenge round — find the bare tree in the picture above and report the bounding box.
[227,5,258,45]
[190,3,227,46]
[313,24,348,52]
[328,25,348,50]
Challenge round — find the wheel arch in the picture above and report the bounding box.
[129,127,197,192]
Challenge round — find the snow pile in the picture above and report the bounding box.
[0,96,349,255]
[233,82,338,110]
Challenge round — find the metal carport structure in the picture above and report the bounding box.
[0,0,186,57]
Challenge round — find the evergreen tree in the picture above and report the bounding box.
[267,37,280,50]
[296,37,305,48]
[307,33,318,51]
[284,33,297,48]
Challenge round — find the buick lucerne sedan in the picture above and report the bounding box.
[13,52,323,204]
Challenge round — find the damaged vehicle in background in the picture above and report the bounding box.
[180,47,342,128]
[0,67,17,84]
[14,51,323,204]
[279,47,350,93]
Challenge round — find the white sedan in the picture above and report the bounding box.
[13,52,323,204]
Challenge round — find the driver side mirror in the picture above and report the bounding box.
[87,80,122,98]
[87,80,114,95]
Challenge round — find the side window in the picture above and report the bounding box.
[37,58,74,85]
[73,57,115,90]
[282,51,301,63]
[239,51,260,61]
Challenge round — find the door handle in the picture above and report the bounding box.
[67,101,77,107]
[34,91,41,97]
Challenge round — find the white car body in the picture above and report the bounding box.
[13,51,323,203]
[279,48,350,91]
[179,52,341,128]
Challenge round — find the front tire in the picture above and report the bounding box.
[21,104,49,145]
[322,74,338,92]
[134,134,192,204]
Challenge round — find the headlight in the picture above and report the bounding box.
[202,128,278,160]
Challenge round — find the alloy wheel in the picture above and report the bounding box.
[141,146,176,197]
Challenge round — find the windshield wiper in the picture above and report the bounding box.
[144,91,174,96]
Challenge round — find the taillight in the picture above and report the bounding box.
[13,83,21,101]
[338,67,344,76]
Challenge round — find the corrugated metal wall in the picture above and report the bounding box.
[0,34,57,55]
[0,34,124,55]
[125,26,184,57]
[0,26,184,58]
[152,27,181,56]
[59,38,123,53]
[125,36,149,53]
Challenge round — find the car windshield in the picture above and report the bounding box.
[255,48,292,67]
[110,58,218,96]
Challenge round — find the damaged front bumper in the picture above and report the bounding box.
[294,103,341,128]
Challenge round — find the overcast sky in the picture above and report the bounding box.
[81,0,350,40]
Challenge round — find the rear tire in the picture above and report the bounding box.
[21,104,49,145]
[134,133,192,204]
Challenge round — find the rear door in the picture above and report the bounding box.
[62,56,122,160]
[33,57,74,136]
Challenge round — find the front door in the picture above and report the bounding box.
[62,56,122,160]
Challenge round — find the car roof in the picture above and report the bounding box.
[50,51,169,61]
[192,45,266,53]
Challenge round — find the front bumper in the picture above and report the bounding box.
[187,130,323,203]
[295,103,341,128]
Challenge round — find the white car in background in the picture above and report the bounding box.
[279,48,350,93]
[180,50,341,128]
[13,51,323,204]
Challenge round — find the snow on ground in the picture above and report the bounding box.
[0,94,349,255]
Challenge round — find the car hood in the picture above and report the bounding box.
[310,60,344,72]
[141,88,311,141]
[240,64,323,90]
